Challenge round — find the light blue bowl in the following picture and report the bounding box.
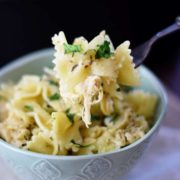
[0,48,167,180]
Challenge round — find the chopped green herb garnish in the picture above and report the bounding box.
[105,114,119,123]
[112,114,119,121]
[65,109,74,123]
[48,80,59,87]
[116,87,121,92]
[70,139,91,148]
[95,40,113,59]
[121,144,128,148]
[91,115,101,121]
[64,43,82,54]
[49,93,60,101]
[24,105,33,112]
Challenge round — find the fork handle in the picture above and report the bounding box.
[154,16,180,40]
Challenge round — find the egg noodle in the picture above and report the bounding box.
[0,31,157,155]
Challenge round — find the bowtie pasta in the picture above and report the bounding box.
[0,31,157,155]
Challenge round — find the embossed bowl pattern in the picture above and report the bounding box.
[0,49,167,180]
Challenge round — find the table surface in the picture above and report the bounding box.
[0,89,180,180]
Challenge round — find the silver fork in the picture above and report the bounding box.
[132,16,180,68]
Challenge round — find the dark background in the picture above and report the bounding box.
[0,0,180,95]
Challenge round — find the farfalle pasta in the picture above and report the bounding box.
[0,31,157,155]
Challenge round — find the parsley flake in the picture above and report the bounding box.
[104,114,119,124]
[70,139,92,148]
[65,109,74,123]
[64,43,82,54]
[116,87,121,92]
[24,105,33,112]
[48,80,59,87]
[49,93,60,101]
[112,114,119,121]
[91,115,101,121]
[95,40,113,59]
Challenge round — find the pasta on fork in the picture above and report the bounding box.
[0,31,157,155]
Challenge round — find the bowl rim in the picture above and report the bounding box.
[0,48,168,160]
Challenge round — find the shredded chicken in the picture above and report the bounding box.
[82,76,103,127]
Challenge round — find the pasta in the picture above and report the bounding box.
[0,31,157,155]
